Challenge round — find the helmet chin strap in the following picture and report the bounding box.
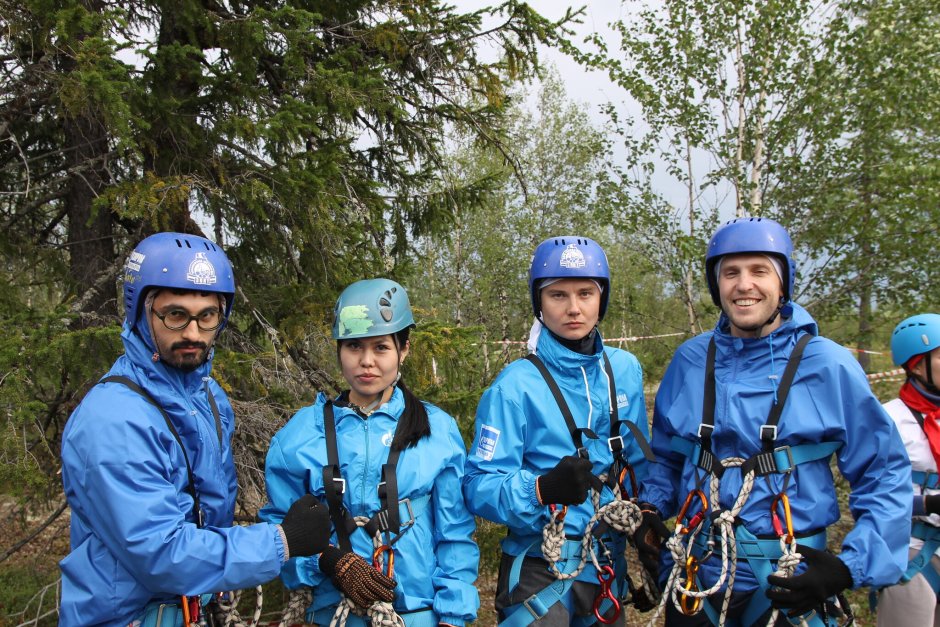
[728,297,786,337]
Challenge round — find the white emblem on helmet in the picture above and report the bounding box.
[559,244,586,269]
[186,252,218,286]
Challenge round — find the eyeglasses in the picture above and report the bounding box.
[152,307,223,331]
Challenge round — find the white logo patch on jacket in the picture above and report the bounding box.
[617,393,629,409]
[476,425,501,461]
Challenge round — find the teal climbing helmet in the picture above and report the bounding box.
[332,278,416,340]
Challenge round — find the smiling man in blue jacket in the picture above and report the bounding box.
[59,232,330,627]
[464,236,652,626]
[636,218,911,626]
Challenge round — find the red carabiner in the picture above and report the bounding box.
[549,503,568,521]
[676,489,708,534]
[592,565,622,624]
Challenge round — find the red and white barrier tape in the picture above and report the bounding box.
[866,368,904,381]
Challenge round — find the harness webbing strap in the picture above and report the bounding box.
[523,352,654,466]
[912,470,940,490]
[760,333,813,450]
[322,398,413,552]
[695,333,813,476]
[524,353,596,455]
[100,375,208,527]
[322,401,353,552]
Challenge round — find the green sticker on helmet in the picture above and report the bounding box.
[338,305,374,336]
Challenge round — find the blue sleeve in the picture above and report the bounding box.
[259,429,327,590]
[463,383,547,530]
[639,355,687,517]
[430,420,480,626]
[829,360,912,588]
[66,398,284,595]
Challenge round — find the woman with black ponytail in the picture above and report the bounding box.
[260,279,479,627]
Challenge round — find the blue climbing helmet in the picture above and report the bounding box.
[123,232,236,331]
[528,236,611,320]
[891,313,940,367]
[332,278,416,340]
[705,217,795,307]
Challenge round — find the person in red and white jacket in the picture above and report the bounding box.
[878,313,940,627]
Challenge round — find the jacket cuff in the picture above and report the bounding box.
[274,524,290,562]
[525,475,541,508]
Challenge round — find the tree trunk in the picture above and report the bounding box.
[62,0,114,322]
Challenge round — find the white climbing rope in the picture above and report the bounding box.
[539,474,645,581]
[327,515,405,627]
[646,456,759,627]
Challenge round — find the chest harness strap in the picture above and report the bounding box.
[652,334,846,627]
[100,377,248,627]
[321,400,429,555]
[498,353,656,627]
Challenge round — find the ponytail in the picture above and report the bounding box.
[390,328,430,451]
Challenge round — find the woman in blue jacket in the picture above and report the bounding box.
[464,236,652,626]
[260,279,479,627]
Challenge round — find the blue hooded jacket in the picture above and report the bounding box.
[59,321,286,627]
[463,327,649,579]
[259,389,479,626]
[641,303,911,592]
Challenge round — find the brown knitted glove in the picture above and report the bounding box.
[319,546,396,607]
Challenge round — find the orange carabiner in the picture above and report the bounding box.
[372,544,395,578]
[592,565,622,624]
[679,556,702,615]
[771,493,795,543]
[549,503,568,522]
[619,464,639,499]
[676,489,708,534]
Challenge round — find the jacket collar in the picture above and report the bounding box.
[713,301,819,350]
[535,323,605,369]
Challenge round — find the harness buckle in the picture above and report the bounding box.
[607,435,624,453]
[333,477,347,495]
[773,445,795,473]
[697,423,714,439]
[523,595,546,620]
[760,424,778,442]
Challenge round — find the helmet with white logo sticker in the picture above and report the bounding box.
[332,278,416,340]
[705,217,795,307]
[123,232,235,331]
[528,236,611,320]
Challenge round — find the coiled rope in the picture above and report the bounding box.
[646,456,808,627]
[539,472,655,608]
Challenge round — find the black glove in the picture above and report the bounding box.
[279,494,331,558]
[537,455,595,506]
[924,494,940,515]
[632,504,669,577]
[319,546,397,607]
[766,545,853,617]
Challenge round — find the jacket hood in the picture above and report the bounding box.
[120,318,214,391]
[714,301,818,345]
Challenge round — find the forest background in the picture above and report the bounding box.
[0,0,937,624]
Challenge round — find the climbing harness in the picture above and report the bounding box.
[649,334,849,627]
[322,400,425,553]
[318,400,433,627]
[498,352,657,626]
[99,377,265,627]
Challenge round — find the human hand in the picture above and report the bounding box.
[319,546,397,607]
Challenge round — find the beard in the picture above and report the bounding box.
[159,340,210,372]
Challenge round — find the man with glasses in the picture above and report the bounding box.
[59,232,331,627]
